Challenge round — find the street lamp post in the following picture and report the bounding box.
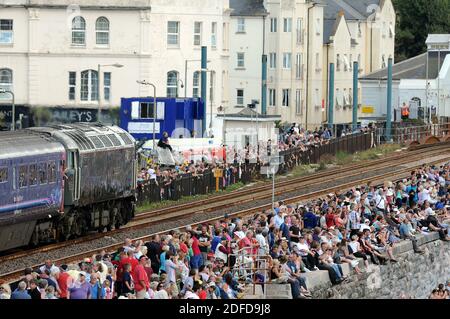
[97,63,123,123]
[0,88,15,131]
[136,80,157,152]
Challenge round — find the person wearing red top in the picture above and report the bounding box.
[190,231,203,269]
[197,287,207,300]
[56,266,71,299]
[133,256,150,299]
[325,208,336,229]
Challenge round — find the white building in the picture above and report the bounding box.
[0,0,231,135]
[359,34,450,123]
[321,0,396,126]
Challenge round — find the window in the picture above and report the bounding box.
[282,89,290,107]
[72,16,86,45]
[296,89,302,114]
[167,71,179,98]
[315,53,320,70]
[315,18,321,35]
[0,19,13,44]
[38,163,47,185]
[19,165,28,188]
[211,22,217,48]
[343,89,349,105]
[335,89,341,107]
[295,53,302,78]
[80,70,98,101]
[382,22,387,38]
[270,18,277,32]
[269,89,276,107]
[389,23,394,38]
[194,21,202,46]
[69,72,76,101]
[296,18,302,44]
[358,22,362,37]
[0,68,13,92]
[104,72,111,101]
[48,161,57,184]
[349,88,353,105]
[167,21,180,46]
[237,52,245,68]
[140,102,155,119]
[269,53,277,69]
[222,23,229,50]
[283,18,292,32]
[237,18,245,33]
[29,164,37,186]
[283,53,291,69]
[192,71,200,98]
[0,167,7,183]
[349,54,353,71]
[343,54,349,71]
[336,54,341,71]
[237,89,244,106]
[96,17,109,45]
[382,55,386,68]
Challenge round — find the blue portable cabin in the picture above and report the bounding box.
[120,97,205,143]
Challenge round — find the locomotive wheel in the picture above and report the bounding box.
[74,214,87,237]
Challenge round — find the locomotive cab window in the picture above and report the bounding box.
[29,164,38,186]
[39,162,48,184]
[48,161,57,184]
[0,167,7,183]
[18,165,28,188]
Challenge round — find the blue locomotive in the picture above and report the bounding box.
[0,123,136,251]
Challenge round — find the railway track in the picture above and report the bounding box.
[1,144,450,283]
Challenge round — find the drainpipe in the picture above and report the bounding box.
[328,63,335,129]
[386,58,393,142]
[306,3,316,130]
[325,43,329,124]
[262,15,267,115]
[201,46,207,136]
[352,61,359,131]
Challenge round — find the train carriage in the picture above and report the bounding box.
[0,123,137,251]
[0,131,65,251]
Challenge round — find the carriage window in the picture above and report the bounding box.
[48,161,57,183]
[39,162,48,184]
[19,165,28,188]
[29,164,38,186]
[0,167,7,183]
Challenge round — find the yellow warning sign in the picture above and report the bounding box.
[362,106,375,114]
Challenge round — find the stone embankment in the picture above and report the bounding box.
[261,232,449,299]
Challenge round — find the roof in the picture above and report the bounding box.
[229,0,268,17]
[359,53,427,81]
[0,130,65,160]
[323,11,352,44]
[426,34,450,45]
[360,50,450,81]
[321,0,384,44]
[217,108,281,120]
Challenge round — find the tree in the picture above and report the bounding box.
[394,0,450,62]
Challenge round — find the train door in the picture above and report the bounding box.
[64,150,81,204]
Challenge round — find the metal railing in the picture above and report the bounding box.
[375,123,450,145]
[136,132,374,205]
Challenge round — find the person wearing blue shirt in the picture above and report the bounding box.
[303,210,318,229]
[211,229,222,253]
[89,274,105,299]
[11,282,31,300]
[280,216,291,241]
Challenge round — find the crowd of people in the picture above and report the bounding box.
[1,162,449,300]
[429,283,449,299]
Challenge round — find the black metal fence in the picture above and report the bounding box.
[136,132,374,205]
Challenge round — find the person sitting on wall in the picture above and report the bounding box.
[158,132,173,152]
